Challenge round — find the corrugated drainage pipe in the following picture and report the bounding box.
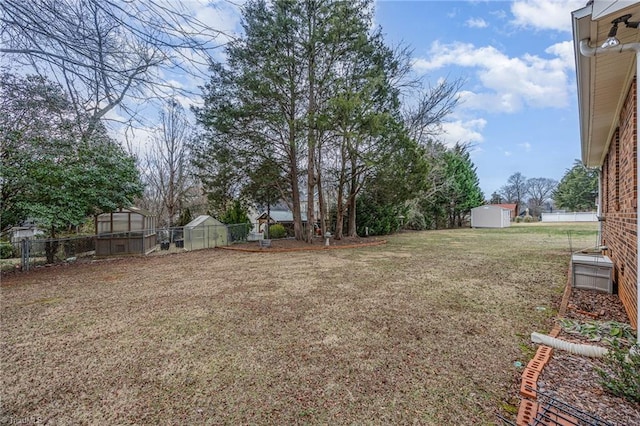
[531,332,608,357]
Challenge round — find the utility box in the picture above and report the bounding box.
[571,254,613,293]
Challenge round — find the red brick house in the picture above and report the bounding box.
[491,203,518,220]
[573,1,640,330]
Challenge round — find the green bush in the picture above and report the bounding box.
[597,339,640,403]
[0,242,15,259]
[355,194,402,236]
[514,216,523,223]
[523,215,535,223]
[268,223,286,239]
[405,211,427,230]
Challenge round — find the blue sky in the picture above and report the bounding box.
[113,0,586,198]
[373,0,586,196]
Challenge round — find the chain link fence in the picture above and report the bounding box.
[1,235,96,272]
[1,223,251,273]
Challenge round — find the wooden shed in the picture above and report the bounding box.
[471,205,511,229]
[183,215,228,250]
[95,207,157,256]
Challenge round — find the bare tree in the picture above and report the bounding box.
[142,99,195,227]
[403,78,465,145]
[0,0,230,139]
[500,172,529,208]
[527,177,558,217]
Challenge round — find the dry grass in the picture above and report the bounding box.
[1,223,598,425]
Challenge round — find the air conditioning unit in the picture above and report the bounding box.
[571,254,613,293]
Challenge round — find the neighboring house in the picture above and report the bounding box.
[8,222,44,242]
[491,203,518,220]
[256,210,309,235]
[572,1,640,330]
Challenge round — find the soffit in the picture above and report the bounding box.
[574,2,640,167]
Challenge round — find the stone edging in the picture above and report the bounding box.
[514,265,573,425]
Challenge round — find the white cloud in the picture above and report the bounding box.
[490,9,507,20]
[413,41,573,113]
[519,142,532,151]
[511,0,586,32]
[440,118,487,147]
[465,18,488,29]
[504,151,512,157]
[545,41,575,71]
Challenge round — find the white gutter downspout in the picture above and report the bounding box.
[579,39,640,331]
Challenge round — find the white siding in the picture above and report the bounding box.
[471,206,511,228]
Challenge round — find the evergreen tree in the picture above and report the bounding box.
[1,73,142,236]
[553,160,598,211]
[441,144,484,227]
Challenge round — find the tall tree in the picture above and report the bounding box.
[1,73,71,228]
[190,64,249,217]
[327,27,413,239]
[406,140,450,230]
[553,160,598,211]
[142,99,195,227]
[194,0,308,239]
[1,74,142,261]
[500,172,529,208]
[355,130,428,235]
[527,177,558,217]
[194,0,400,241]
[441,144,484,227]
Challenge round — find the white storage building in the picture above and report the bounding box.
[471,205,511,228]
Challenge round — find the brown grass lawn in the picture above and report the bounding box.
[1,223,598,425]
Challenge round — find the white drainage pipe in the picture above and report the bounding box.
[531,332,608,358]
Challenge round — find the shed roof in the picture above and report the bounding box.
[472,205,510,212]
[185,215,223,228]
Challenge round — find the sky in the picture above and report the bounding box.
[372,0,586,197]
[113,0,588,198]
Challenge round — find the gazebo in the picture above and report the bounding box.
[95,207,157,256]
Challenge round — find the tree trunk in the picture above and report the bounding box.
[45,225,58,264]
[347,201,357,237]
[334,140,348,240]
[291,160,303,240]
[266,202,271,239]
[317,170,325,236]
[346,155,358,237]
[305,4,317,244]
[335,193,344,240]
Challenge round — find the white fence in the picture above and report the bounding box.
[541,212,597,222]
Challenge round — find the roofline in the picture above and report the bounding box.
[572,3,595,166]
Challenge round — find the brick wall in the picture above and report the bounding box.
[601,78,638,330]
